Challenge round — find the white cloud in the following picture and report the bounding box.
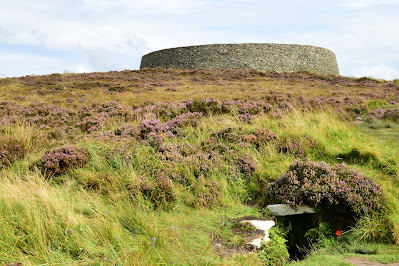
[351,65,399,80]
[82,0,207,14]
[0,52,89,77]
[338,0,399,8]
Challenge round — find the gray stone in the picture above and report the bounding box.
[140,43,339,76]
[266,204,316,216]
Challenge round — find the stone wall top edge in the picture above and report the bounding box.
[142,43,335,57]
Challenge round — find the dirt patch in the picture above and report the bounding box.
[212,235,253,258]
[342,257,399,266]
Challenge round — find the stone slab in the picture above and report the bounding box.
[241,220,275,248]
[266,204,316,216]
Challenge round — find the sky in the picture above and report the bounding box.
[1,0,399,80]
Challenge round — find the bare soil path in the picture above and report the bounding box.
[342,257,399,266]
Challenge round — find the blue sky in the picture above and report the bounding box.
[1,0,399,79]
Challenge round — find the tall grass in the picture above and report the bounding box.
[0,70,398,264]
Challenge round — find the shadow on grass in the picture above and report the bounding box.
[337,149,396,175]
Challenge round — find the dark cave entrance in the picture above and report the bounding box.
[277,213,318,261]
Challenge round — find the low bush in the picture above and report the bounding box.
[235,155,258,179]
[187,180,222,208]
[127,174,176,209]
[0,137,26,166]
[40,146,90,176]
[368,108,399,121]
[266,159,384,229]
[185,98,231,115]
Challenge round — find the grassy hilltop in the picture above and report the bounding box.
[0,69,398,265]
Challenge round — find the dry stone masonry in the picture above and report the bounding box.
[140,43,339,75]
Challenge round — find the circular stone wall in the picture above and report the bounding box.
[140,43,339,76]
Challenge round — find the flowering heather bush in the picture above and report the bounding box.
[128,174,175,208]
[277,135,316,156]
[150,102,186,120]
[238,113,255,123]
[238,102,262,115]
[137,119,167,147]
[0,137,25,166]
[369,108,399,121]
[211,127,276,149]
[156,142,230,189]
[383,108,399,121]
[139,119,166,138]
[158,144,184,162]
[185,98,231,115]
[40,146,90,176]
[165,112,203,128]
[188,180,222,207]
[76,113,108,133]
[211,127,240,142]
[134,113,202,146]
[235,155,257,178]
[79,102,130,119]
[183,151,223,178]
[238,100,273,115]
[201,137,234,155]
[0,102,77,130]
[266,159,384,226]
[250,128,277,148]
[22,103,74,129]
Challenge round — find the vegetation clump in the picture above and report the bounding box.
[0,69,398,264]
[266,159,385,229]
[40,146,90,176]
[258,227,290,265]
[0,137,25,166]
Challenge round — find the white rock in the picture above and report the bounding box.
[241,220,275,248]
[266,204,315,216]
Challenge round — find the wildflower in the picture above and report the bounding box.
[106,211,109,215]
[335,230,341,236]
[104,258,107,261]
[151,242,154,246]
[176,233,179,236]
[152,237,156,241]
[171,226,174,229]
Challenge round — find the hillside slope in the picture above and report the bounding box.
[0,69,398,265]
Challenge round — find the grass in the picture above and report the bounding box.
[0,69,398,264]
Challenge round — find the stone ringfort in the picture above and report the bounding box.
[140,43,339,76]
